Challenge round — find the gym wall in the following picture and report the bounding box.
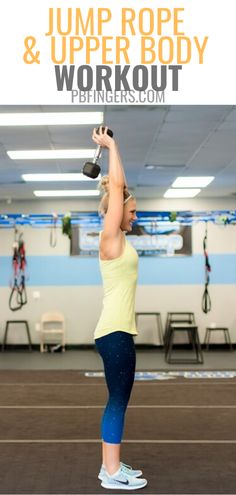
[0,198,235,346]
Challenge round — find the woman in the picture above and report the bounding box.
[93,127,147,490]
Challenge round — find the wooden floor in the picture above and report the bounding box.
[0,370,236,494]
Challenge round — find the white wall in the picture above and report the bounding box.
[0,198,235,346]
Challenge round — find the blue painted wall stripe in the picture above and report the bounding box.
[0,254,235,286]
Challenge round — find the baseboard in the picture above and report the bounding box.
[1,343,235,351]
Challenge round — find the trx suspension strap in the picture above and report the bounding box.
[9,229,28,311]
[202,223,211,313]
[18,233,27,307]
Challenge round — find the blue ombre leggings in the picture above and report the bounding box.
[95,331,136,444]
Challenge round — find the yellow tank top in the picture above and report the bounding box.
[94,234,139,339]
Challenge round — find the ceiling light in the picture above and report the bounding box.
[145,164,184,170]
[34,190,100,197]
[8,149,95,160]
[145,164,156,170]
[164,189,201,198]
[0,112,103,126]
[172,177,214,188]
[22,173,100,182]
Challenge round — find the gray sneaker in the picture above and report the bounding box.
[98,462,143,481]
[101,467,147,490]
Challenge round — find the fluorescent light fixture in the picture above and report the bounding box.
[22,173,100,182]
[34,190,100,197]
[172,177,214,188]
[145,164,156,170]
[8,149,95,160]
[0,112,103,126]
[164,189,201,198]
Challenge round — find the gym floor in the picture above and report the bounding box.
[0,362,236,494]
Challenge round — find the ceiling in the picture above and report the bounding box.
[0,105,236,201]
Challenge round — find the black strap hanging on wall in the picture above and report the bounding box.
[9,227,28,311]
[202,222,212,313]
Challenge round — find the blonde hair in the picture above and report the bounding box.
[98,175,134,216]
